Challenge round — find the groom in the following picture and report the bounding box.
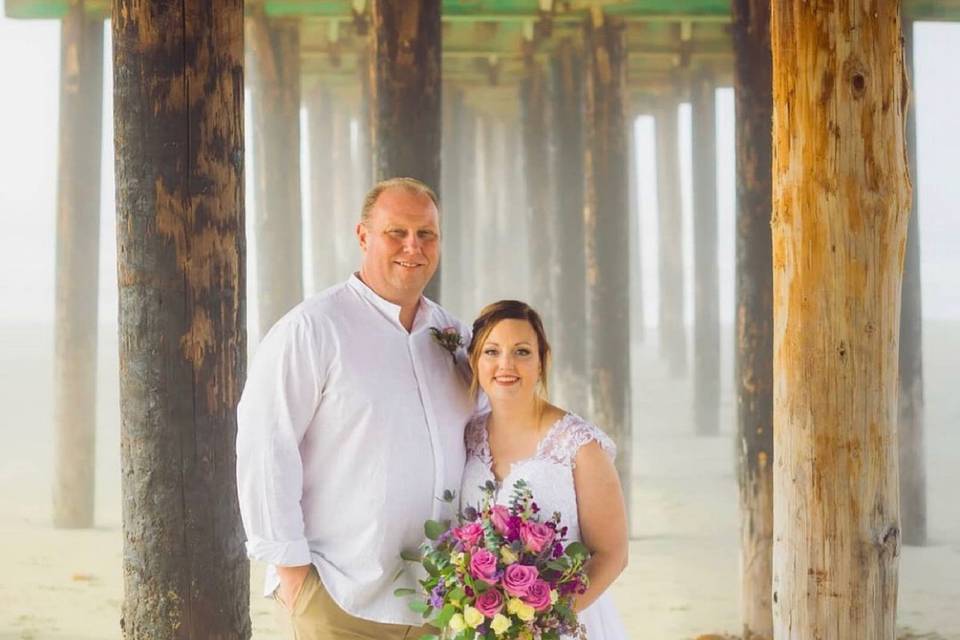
[236,177,474,639]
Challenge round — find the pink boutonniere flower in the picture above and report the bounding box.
[429,326,464,363]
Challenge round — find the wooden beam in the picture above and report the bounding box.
[550,38,589,415]
[113,0,249,636]
[654,96,687,378]
[584,12,632,519]
[305,85,339,294]
[899,17,927,548]
[247,12,305,336]
[732,0,774,637]
[369,0,443,301]
[771,2,909,636]
[53,0,102,530]
[691,68,720,437]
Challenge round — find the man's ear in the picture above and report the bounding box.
[356,222,367,251]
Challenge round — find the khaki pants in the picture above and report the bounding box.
[275,567,437,640]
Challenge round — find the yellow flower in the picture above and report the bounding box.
[518,630,534,640]
[507,597,535,622]
[490,613,512,635]
[463,605,484,628]
[454,552,466,567]
[448,613,466,632]
[500,546,518,565]
[550,589,559,605]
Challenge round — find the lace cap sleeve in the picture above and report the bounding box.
[464,411,490,458]
[544,414,617,468]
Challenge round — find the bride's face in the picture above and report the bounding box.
[477,319,541,403]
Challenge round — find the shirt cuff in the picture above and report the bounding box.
[245,536,312,567]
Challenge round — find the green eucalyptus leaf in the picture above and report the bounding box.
[564,541,589,559]
[425,520,447,541]
[434,603,457,628]
[408,600,429,614]
[401,549,422,562]
[393,587,416,597]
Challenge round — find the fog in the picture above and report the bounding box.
[1,11,958,640]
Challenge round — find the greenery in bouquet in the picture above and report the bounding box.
[395,480,589,640]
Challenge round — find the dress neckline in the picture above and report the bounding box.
[480,411,572,484]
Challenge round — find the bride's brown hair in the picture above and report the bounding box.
[467,300,552,400]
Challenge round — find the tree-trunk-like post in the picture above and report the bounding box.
[521,59,555,321]
[455,106,477,318]
[247,12,303,336]
[113,0,249,637]
[584,11,632,518]
[331,96,357,279]
[550,39,589,415]
[654,96,687,378]
[691,70,720,437]
[441,87,464,313]
[732,1,774,637]
[369,0,442,301]
[306,85,337,295]
[771,3,910,637]
[53,0,103,529]
[899,18,926,547]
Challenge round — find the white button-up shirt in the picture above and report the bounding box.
[237,275,474,624]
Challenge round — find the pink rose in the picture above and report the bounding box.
[502,563,539,597]
[453,522,483,548]
[520,521,555,553]
[522,579,553,612]
[474,587,505,618]
[469,548,499,584]
[490,505,511,537]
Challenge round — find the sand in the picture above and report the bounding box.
[1,320,958,639]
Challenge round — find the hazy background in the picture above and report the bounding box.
[1,9,958,640]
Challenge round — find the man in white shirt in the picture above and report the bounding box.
[237,178,474,639]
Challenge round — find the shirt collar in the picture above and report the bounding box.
[347,273,433,333]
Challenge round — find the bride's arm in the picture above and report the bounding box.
[571,441,629,613]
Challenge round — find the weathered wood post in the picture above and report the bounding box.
[247,11,303,336]
[369,0,442,301]
[899,18,926,547]
[732,0,774,637]
[654,95,687,378]
[456,105,477,318]
[113,0,249,637]
[306,84,338,294]
[550,39,589,414]
[521,59,554,321]
[691,69,720,436]
[627,104,644,343]
[53,0,103,529]
[331,95,356,278]
[441,87,465,312]
[583,10,632,517]
[771,2,910,637]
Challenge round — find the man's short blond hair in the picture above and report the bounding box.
[360,177,440,223]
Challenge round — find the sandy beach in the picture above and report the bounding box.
[1,320,958,639]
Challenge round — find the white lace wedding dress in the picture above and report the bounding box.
[460,411,629,640]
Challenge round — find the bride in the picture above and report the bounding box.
[459,300,629,640]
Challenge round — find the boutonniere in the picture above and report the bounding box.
[429,326,464,363]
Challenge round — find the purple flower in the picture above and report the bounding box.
[552,542,564,558]
[430,584,446,609]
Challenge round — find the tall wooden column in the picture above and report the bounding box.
[369,0,442,301]
[306,85,337,294]
[456,106,477,318]
[53,1,103,529]
[691,70,720,436]
[550,39,588,415]
[331,96,356,278]
[584,11,632,516]
[627,107,644,342]
[441,87,465,313]
[247,13,303,336]
[521,60,554,320]
[113,0,249,637]
[771,3,909,637]
[655,97,687,378]
[733,0,774,637]
[899,18,926,547]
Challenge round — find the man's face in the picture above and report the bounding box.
[357,188,440,304]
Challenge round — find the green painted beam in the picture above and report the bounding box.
[9,0,960,21]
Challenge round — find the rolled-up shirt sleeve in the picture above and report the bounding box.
[236,311,325,567]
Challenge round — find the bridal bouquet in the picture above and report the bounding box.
[396,480,589,640]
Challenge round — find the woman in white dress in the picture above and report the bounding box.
[459,300,629,640]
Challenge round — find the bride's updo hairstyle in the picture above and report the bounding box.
[467,300,552,400]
